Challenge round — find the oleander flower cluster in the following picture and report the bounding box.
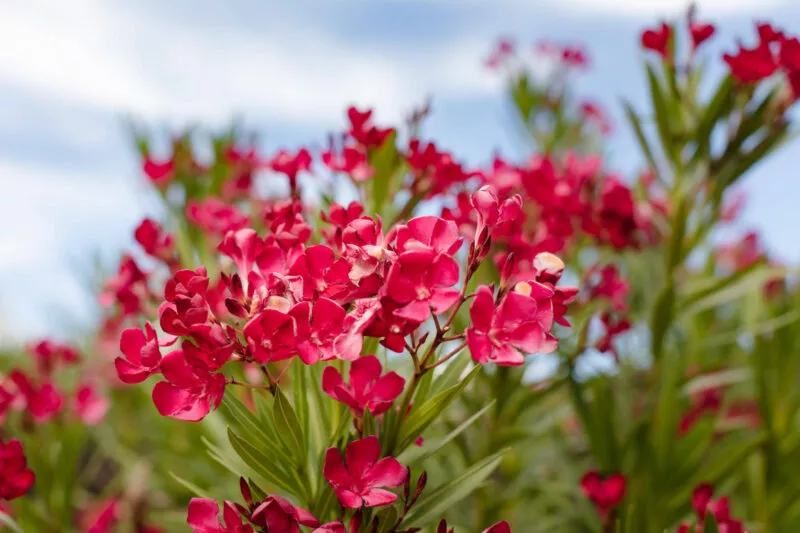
[2,8,799,533]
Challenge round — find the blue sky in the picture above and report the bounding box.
[1,0,799,342]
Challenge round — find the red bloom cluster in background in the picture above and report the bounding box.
[581,470,626,525]
[677,484,747,533]
[0,439,35,501]
[0,341,108,427]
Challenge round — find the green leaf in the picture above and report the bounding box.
[401,449,508,527]
[368,132,401,216]
[703,513,721,533]
[690,75,735,167]
[218,392,282,455]
[400,400,495,467]
[395,366,480,453]
[622,101,660,179]
[681,266,789,317]
[227,428,303,497]
[646,63,679,167]
[170,472,212,498]
[650,281,675,360]
[273,388,305,463]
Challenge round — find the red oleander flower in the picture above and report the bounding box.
[584,264,630,312]
[219,229,263,280]
[249,495,319,533]
[9,370,63,423]
[188,499,254,533]
[116,323,169,384]
[323,436,408,508]
[467,285,556,366]
[159,267,211,337]
[470,186,522,251]
[395,216,462,256]
[289,245,353,302]
[143,157,174,187]
[580,101,613,134]
[74,383,110,426]
[29,339,80,375]
[187,197,250,235]
[270,148,313,189]
[690,21,715,49]
[724,42,778,83]
[290,299,361,364]
[322,355,405,417]
[580,471,626,522]
[135,218,175,262]
[347,106,394,149]
[313,523,346,533]
[152,350,226,421]
[243,308,298,363]
[385,250,460,323]
[678,484,746,533]
[322,145,374,182]
[641,22,672,58]
[99,255,150,316]
[0,439,35,501]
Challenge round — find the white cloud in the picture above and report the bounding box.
[550,0,785,16]
[0,0,499,128]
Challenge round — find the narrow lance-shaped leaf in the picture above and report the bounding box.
[400,448,509,528]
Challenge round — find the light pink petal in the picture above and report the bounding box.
[429,287,460,314]
[491,344,525,366]
[119,328,146,363]
[361,488,398,508]
[469,287,495,332]
[333,333,362,361]
[365,456,408,487]
[467,329,493,365]
[333,488,363,509]
[394,300,431,323]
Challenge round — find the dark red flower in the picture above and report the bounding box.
[641,23,672,58]
[219,229,263,280]
[724,43,778,83]
[322,355,405,417]
[483,522,512,533]
[152,350,226,421]
[323,436,408,508]
[0,439,35,501]
[469,187,522,252]
[580,471,626,520]
[690,22,715,49]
